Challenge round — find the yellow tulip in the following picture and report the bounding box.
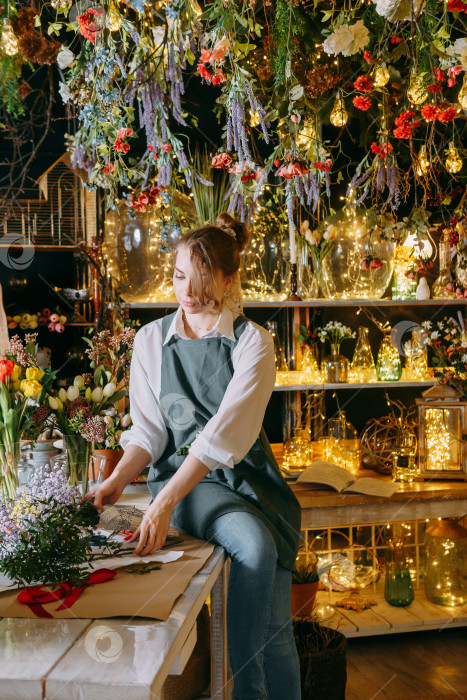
[21,379,42,398]
[85,387,92,400]
[26,367,45,382]
[11,364,22,381]
[59,388,67,403]
[48,396,59,410]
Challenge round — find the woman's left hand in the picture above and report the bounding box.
[129,499,173,556]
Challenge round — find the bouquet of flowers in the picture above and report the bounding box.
[317,321,355,353]
[423,315,467,396]
[0,334,55,501]
[0,462,100,586]
[97,408,132,450]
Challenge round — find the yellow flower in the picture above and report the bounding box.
[20,379,43,398]
[25,367,45,382]
[11,364,22,381]
[10,495,41,521]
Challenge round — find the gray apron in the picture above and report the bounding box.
[147,312,301,571]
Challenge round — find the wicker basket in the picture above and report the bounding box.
[293,620,347,700]
[161,604,211,700]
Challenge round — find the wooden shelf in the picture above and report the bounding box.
[124,298,466,309]
[273,380,435,391]
[0,244,80,252]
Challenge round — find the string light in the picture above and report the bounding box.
[415,144,430,176]
[458,75,467,110]
[107,3,122,32]
[1,17,18,56]
[50,0,71,8]
[374,64,390,88]
[426,409,452,471]
[329,93,348,127]
[445,141,463,174]
[248,110,260,127]
[407,71,428,105]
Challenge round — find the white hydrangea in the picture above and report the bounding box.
[323,20,369,57]
[372,0,425,22]
[57,46,74,70]
[58,82,71,104]
[448,38,467,70]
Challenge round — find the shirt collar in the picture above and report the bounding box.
[163,304,236,344]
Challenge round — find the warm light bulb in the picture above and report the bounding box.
[107,3,122,31]
[415,144,430,176]
[50,0,72,8]
[445,142,463,174]
[407,73,428,105]
[329,95,348,127]
[374,64,390,88]
[249,110,260,127]
[458,75,467,110]
[296,123,317,149]
[1,18,18,56]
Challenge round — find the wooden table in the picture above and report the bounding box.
[0,492,232,700]
[291,472,467,528]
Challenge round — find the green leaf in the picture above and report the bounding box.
[34,15,41,27]
[321,10,333,21]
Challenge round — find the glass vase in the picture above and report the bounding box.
[297,244,318,300]
[384,539,414,607]
[266,321,289,384]
[299,345,321,384]
[64,434,91,494]
[0,440,20,502]
[433,237,455,298]
[323,343,349,383]
[376,334,402,382]
[350,327,376,383]
[391,246,417,300]
[424,519,467,606]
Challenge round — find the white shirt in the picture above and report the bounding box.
[120,304,276,471]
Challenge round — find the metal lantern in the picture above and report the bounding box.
[416,385,467,480]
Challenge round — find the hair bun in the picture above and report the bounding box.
[215,212,250,252]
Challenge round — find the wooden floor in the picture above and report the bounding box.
[346,628,467,700]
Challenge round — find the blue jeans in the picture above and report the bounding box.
[173,510,301,700]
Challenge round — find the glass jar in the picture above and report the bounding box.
[319,214,394,300]
[266,321,289,384]
[433,236,455,298]
[297,243,319,300]
[376,334,402,382]
[350,327,376,383]
[425,519,467,606]
[323,343,349,383]
[391,429,417,483]
[391,246,417,300]
[384,539,414,607]
[299,345,322,384]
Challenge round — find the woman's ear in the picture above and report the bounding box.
[224,274,235,291]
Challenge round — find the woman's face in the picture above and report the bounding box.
[173,246,232,314]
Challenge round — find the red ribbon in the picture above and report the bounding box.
[17,568,116,618]
[121,530,135,541]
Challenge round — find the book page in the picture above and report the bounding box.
[295,460,355,493]
[344,478,400,498]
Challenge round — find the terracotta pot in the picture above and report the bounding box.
[291,581,320,618]
[93,447,124,481]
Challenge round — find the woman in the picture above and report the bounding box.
[87,213,302,700]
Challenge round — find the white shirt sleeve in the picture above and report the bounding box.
[188,323,276,470]
[119,324,169,463]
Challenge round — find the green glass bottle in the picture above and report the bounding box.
[384,539,414,607]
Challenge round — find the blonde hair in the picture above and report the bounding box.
[175,213,249,311]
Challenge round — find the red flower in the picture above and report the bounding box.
[162,143,172,152]
[371,143,382,155]
[200,49,212,62]
[212,69,227,86]
[211,153,232,169]
[371,142,392,158]
[421,104,439,121]
[393,125,412,139]
[448,78,457,87]
[395,110,415,125]
[390,37,403,44]
[103,162,115,175]
[353,95,372,111]
[448,64,463,79]
[353,75,374,92]
[277,162,310,178]
[197,63,212,83]
[113,138,130,153]
[117,128,133,139]
[427,83,443,93]
[273,159,281,167]
[0,359,15,382]
[447,0,466,11]
[138,193,149,205]
[77,7,104,42]
[437,107,457,122]
[370,258,384,269]
[434,68,445,83]
[363,50,373,64]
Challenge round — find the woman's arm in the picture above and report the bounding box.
[130,454,210,555]
[85,444,153,510]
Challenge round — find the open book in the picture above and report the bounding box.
[295,460,400,497]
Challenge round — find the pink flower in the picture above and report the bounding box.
[277,162,309,178]
[117,128,133,139]
[291,114,298,123]
[200,49,212,62]
[448,64,463,79]
[212,69,227,86]
[162,143,172,152]
[211,153,232,169]
[209,39,230,63]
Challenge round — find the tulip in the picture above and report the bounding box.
[11,364,22,381]
[67,385,79,401]
[103,382,116,398]
[105,370,112,381]
[56,398,63,410]
[26,367,45,382]
[104,415,114,426]
[85,387,92,400]
[91,387,103,402]
[120,413,132,428]
[29,321,38,329]
[48,396,59,410]
[74,375,85,389]
[59,388,67,403]
[22,313,31,322]
[12,380,21,391]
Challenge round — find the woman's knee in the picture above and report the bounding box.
[205,512,278,569]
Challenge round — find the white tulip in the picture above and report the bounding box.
[104,415,114,426]
[91,387,103,402]
[105,370,112,381]
[59,388,67,403]
[57,46,74,69]
[48,396,59,410]
[103,382,116,398]
[120,413,131,428]
[67,385,79,401]
[73,375,85,389]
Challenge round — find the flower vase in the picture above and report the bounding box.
[299,345,321,384]
[323,343,349,383]
[0,441,20,502]
[384,539,414,607]
[64,434,91,494]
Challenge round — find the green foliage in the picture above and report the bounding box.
[271,0,294,86]
[292,560,319,584]
[0,55,25,117]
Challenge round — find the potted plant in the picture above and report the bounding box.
[293,620,347,700]
[291,557,320,618]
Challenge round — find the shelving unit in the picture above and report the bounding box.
[273,380,435,392]
[125,298,465,308]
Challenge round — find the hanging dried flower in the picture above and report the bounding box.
[296,65,340,99]
[11,8,60,65]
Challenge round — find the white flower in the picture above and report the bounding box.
[57,46,74,69]
[120,413,132,428]
[91,387,103,402]
[67,385,79,401]
[462,353,467,362]
[48,396,59,410]
[323,21,369,57]
[431,331,440,340]
[59,388,67,403]
[58,82,71,104]
[103,382,116,398]
[104,415,114,426]
[104,407,118,416]
[372,0,425,22]
[73,375,85,389]
[421,320,432,330]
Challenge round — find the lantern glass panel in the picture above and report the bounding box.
[425,407,462,472]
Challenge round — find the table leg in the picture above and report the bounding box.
[210,559,233,700]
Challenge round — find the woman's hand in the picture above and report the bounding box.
[84,475,127,512]
[129,497,173,556]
